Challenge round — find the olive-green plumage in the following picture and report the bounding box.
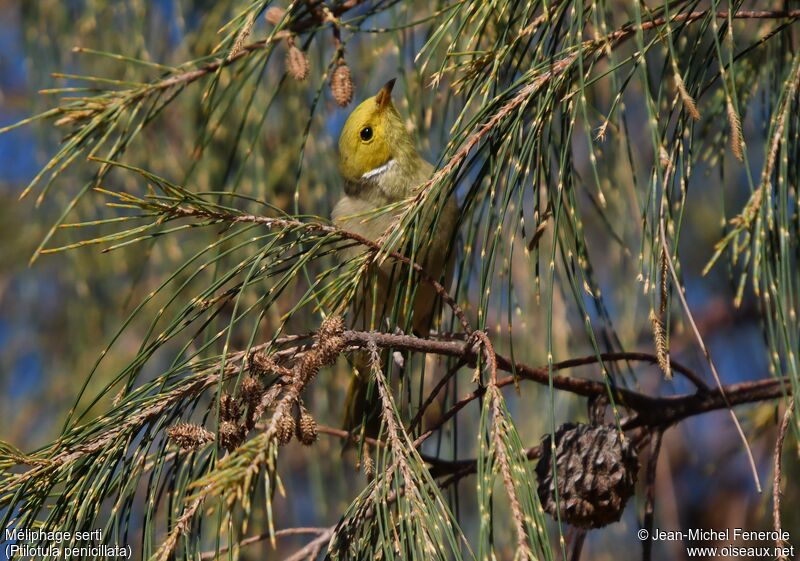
[333,80,458,435]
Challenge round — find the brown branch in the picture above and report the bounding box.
[605,10,800,47]
[284,529,335,561]
[642,430,663,561]
[409,357,470,431]
[118,0,369,95]
[659,216,761,492]
[773,399,794,559]
[337,328,791,438]
[199,527,332,561]
[157,205,472,333]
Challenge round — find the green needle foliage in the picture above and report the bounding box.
[1,0,799,560]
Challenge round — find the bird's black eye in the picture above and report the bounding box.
[360,126,373,141]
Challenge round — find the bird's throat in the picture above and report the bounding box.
[361,158,396,180]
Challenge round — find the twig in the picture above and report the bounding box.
[642,430,664,561]
[199,527,331,560]
[409,357,469,431]
[568,528,587,561]
[154,204,472,333]
[659,216,762,493]
[773,399,794,559]
[153,494,205,561]
[284,528,335,561]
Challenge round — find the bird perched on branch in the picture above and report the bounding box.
[333,79,458,437]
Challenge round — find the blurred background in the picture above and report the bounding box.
[1,0,798,559]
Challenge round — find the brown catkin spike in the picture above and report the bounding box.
[318,315,344,339]
[674,72,700,121]
[362,455,375,480]
[726,100,744,161]
[228,10,256,60]
[659,247,669,316]
[316,335,345,367]
[296,407,318,445]
[285,37,309,81]
[167,423,215,451]
[649,310,672,380]
[276,413,295,445]
[294,316,346,382]
[331,61,354,107]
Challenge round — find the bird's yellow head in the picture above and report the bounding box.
[338,79,416,184]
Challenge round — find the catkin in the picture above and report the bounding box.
[674,72,700,121]
[228,11,256,60]
[362,455,375,480]
[649,310,672,380]
[726,100,744,161]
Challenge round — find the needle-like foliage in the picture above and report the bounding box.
[2,1,799,560]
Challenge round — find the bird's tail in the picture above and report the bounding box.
[342,351,382,439]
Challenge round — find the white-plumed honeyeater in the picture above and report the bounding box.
[333,79,458,436]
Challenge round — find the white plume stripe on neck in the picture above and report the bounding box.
[361,158,396,180]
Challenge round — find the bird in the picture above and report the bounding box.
[332,79,458,437]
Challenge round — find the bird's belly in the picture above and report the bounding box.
[332,194,457,333]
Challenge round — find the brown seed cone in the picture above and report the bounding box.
[296,407,318,445]
[285,38,309,81]
[167,423,215,451]
[276,413,295,445]
[319,315,344,339]
[250,351,291,377]
[219,393,240,422]
[315,315,346,366]
[536,423,639,529]
[255,384,283,420]
[219,420,246,451]
[317,336,345,368]
[241,376,265,410]
[331,62,354,107]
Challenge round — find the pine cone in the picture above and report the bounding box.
[296,407,318,445]
[276,413,296,445]
[535,423,639,528]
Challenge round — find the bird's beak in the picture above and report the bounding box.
[375,78,396,110]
